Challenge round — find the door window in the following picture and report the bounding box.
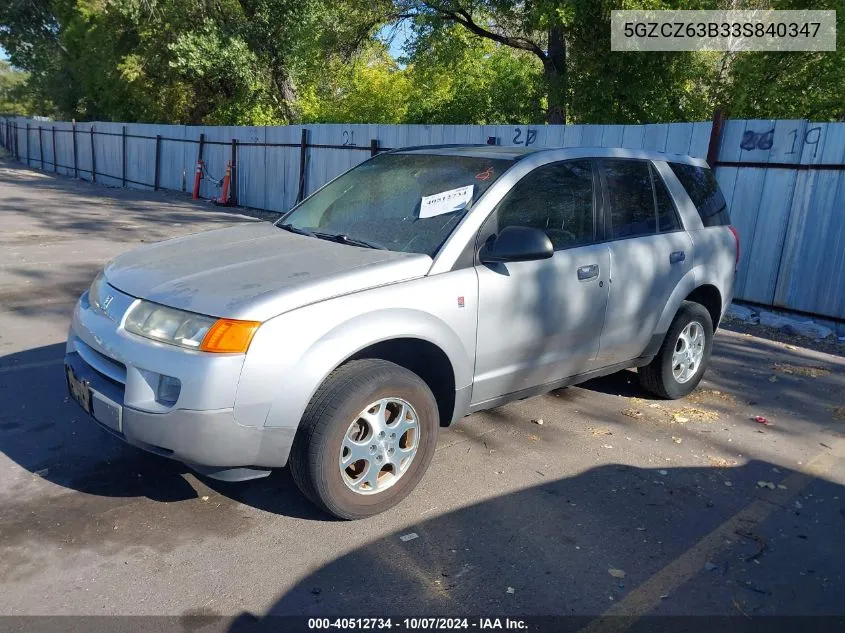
[652,165,681,233]
[601,159,656,239]
[493,160,595,251]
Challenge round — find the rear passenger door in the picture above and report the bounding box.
[595,159,693,366]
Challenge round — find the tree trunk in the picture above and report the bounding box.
[270,61,300,124]
[545,24,567,124]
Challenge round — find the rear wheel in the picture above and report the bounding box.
[638,301,714,399]
[289,359,439,519]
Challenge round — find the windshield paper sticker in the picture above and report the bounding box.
[419,185,474,219]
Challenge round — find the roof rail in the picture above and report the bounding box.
[385,143,489,154]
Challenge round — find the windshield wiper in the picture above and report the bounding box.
[278,223,315,237]
[279,223,385,250]
[313,232,386,250]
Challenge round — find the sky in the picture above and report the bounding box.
[378,21,413,60]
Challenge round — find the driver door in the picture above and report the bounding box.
[471,160,611,406]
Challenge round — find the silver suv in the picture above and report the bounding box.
[65,145,738,518]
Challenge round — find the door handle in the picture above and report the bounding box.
[577,264,599,281]
[670,250,686,264]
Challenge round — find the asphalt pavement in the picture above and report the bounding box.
[1,158,844,627]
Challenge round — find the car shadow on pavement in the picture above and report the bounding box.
[223,459,845,624]
[0,343,324,520]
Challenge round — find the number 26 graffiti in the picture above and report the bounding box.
[740,129,774,151]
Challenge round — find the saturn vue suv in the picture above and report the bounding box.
[65,145,738,519]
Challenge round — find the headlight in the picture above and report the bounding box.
[124,301,260,353]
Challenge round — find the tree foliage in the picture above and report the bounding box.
[1,0,842,125]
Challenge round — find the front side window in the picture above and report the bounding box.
[601,159,656,239]
[493,160,595,251]
[278,153,514,256]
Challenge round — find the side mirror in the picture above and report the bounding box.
[479,226,554,264]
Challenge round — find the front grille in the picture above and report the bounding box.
[72,337,127,386]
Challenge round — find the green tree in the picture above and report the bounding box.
[402,24,544,124]
[298,42,411,123]
[394,0,570,123]
[709,0,844,121]
[0,60,34,115]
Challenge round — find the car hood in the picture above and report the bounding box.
[104,222,433,321]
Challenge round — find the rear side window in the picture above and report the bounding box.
[669,162,730,226]
[601,159,655,239]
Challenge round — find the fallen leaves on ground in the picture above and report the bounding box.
[589,427,613,436]
[669,406,720,422]
[686,389,737,405]
[772,362,830,378]
[608,568,626,579]
[622,408,643,419]
[831,407,845,421]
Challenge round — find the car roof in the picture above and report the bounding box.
[395,144,709,167]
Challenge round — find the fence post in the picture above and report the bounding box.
[121,126,127,187]
[71,121,78,178]
[90,126,96,182]
[370,138,379,157]
[296,128,309,203]
[154,134,161,190]
[25,123,30,166]
[38,126,44,170]
[230,138,238,206]
[706,108,726,168]
[52,126,57,173]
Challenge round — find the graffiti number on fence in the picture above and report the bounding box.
[805,126,821,158]
[740,129,774,151]
[512,127,537,147]
[342,130,356,146]
[783,126,823,158]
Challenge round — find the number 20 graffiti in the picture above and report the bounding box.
[512,127,537,146]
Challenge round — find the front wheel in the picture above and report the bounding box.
[289,359,439,519]
[638,301,714,399]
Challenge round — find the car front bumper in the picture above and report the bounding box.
[65,285,294,475]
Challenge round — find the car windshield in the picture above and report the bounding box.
[277,153,515,256]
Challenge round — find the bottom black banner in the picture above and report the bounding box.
[1,616,844,633]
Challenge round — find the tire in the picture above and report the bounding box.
[288,359,439,520]
[638,301,714,399]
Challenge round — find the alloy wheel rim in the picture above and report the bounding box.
[672,321,705,384]
[339,397,420,495]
